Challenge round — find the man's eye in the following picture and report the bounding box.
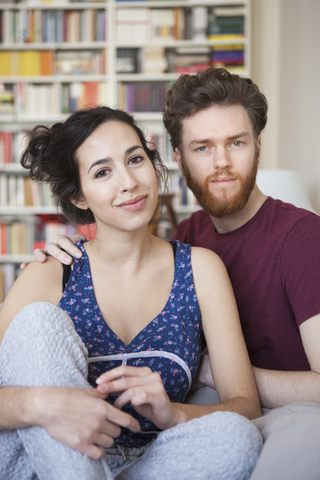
[233,141,243,147]
[197,146,207,152]
[95,169,109,178]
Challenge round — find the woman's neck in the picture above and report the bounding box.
[84,224,156,272]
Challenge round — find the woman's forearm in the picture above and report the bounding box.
[0,386,35,429]
[173,395,261,426]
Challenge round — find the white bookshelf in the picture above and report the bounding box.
[0,0,251,299]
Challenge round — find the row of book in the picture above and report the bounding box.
[0,130,28,164]
[0,81,109,117]
[117,44,244,75]
[0,168,197,210]
[0,127,170,166]
[0,263,20,303]
[0,173,57,208]
[0,9,106,44]
[116,6,245,44]
[0,218,78,254]
[118,81,169,113]
[0,50,106,76]
[169,172,199,210]
[0,217,78,302]
[0,221,32,255]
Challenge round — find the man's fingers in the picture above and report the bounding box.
[70,234,86,245]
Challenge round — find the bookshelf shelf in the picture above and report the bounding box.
[0,42,108,51]
[0,0,251,300]
[115,0,246,8]
[0,207,59,215]
[0,254,34,263]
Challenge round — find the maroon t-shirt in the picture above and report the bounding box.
[172,197,320,371]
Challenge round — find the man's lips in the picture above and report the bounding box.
[211,176,237,184]
[116,195,148,210]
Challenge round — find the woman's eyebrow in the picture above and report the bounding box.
[87,145,144,174]
[87,157,111,174]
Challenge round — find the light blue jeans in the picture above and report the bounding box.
[0,302,262,480]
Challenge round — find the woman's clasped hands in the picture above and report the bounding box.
[96,365,183,431]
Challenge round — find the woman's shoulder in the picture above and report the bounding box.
[3,257,63,314]
[190,245,229,286]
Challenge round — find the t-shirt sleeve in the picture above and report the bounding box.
[281,214,320,327]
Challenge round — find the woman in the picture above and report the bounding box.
[0,106,261,480]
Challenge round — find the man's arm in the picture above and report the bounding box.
[253,313,320,409]
[197,313,320,409]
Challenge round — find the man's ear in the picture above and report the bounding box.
[257,135,262,165]
[174,148,184,175]
[70,197,89,211]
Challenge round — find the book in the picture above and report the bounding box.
[55,50,105,75]
[116,8,151,44]
[40,50,54,76]
[151,9,175,42]
[192,6,208,41]
[117,48,141,74]
[119,82,168,113]
[143,46,167,74]
[166,46,211,74]
[0,131,13,163]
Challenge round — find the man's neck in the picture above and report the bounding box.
[210,185,268,234]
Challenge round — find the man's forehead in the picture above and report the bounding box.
[181,104,253,143]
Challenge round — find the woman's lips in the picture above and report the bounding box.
[117,195,148,211]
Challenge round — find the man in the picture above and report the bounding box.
[22,68,320,478]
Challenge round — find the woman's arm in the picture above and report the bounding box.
[190,247,261,420]
[0,259,140,457]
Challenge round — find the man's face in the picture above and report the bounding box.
[176,104,260,218]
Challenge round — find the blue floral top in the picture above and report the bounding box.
[58,240,202,447]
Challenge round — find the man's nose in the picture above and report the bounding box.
[212,146,232,170]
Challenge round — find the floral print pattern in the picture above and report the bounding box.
[59,240,202,446]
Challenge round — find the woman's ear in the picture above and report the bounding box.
[70,197,89,211]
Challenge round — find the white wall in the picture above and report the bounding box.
[251,0,320,212]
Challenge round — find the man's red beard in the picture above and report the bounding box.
[181,153,259,218]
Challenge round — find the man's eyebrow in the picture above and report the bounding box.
[87,145,143,174]
[187,131,251,149]
[227,132,251,141]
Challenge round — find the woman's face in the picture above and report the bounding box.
[74,121,159,233]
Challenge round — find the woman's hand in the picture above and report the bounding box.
[20,234,85,270]
[26,386,141,459]
[96,366,184,431]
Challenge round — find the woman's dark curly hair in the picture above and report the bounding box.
[21,106,167,225]
[163,67,268,151]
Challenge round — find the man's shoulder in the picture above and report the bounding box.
[264,197,319,229]
[172,209,213,245]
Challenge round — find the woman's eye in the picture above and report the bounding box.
[129,155,143,164]
[95,168,109,178]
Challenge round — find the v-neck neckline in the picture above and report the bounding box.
[78,241,178,347]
